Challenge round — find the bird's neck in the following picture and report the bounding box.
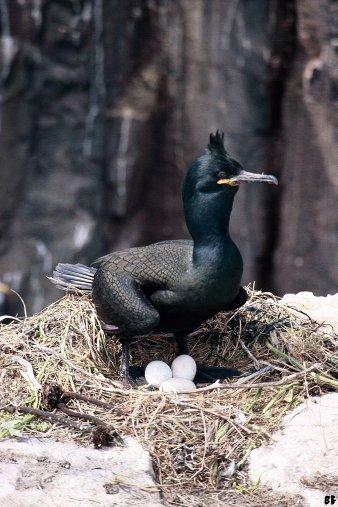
[184,194,236,267]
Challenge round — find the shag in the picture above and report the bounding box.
[52,132,277,384]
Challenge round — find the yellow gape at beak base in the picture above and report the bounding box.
[217,178,238,187]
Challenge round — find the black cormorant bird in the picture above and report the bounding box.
[52,132,277,384]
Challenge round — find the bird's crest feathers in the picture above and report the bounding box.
[207,131,228,158]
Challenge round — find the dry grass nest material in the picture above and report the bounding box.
[0,288,337,505]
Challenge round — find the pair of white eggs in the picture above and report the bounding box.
[145,355,197,392]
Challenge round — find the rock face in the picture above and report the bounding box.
[274,0,338,295]
[0,1,337,314]
[0,436,162,507]
[248,393,338,507]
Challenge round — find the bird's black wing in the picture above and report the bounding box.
[91,241,193,335]
[91,239,193,268]
[224,286,248,310]
[92,270,160,336]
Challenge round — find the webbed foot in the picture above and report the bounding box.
[120,370,138,388]
[173,333,240,382]
[195,365,240,383]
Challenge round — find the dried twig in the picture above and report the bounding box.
[169,399,252,434]
[235,365,273,384]
[57,402,107,427]
[63,390,117,410]
[184,365,318,394]
[44,383,116,411]
[3,404,91,431]
[32,342,119,385]
[239,339,261,369]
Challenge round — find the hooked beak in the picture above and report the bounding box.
[217,170,278,186]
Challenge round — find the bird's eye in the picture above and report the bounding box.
[218,171,227,179]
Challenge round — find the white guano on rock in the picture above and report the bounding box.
[0,436,162,507]
[248,393,338,507]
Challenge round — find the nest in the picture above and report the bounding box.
[0,288,337,506]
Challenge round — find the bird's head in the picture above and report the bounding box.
[184,131,278,198]
[182,131,278,242]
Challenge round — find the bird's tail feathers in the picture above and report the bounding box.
[49,263,96,292]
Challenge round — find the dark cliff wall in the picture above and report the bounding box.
[0,0,336,314]
[274,0,338,295]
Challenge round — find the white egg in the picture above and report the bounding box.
[160,377,196,393]
[145,360,172,387]
[171,354,197,381]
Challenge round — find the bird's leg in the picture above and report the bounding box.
[174,332,240,382]
[100,322,136,387]
[119,337,135,387]
[174,333,190,355]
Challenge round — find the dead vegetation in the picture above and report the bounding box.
[0,288,337,505]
